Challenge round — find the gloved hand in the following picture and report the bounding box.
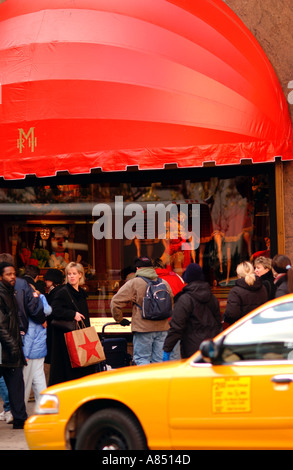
[163,351,171,362]
[120,318,131,326]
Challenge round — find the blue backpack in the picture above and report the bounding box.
[135,277,172,321]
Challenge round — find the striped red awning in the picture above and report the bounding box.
[0,0,292,179]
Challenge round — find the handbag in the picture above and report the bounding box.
[51,318,77,332]
[64,321,105,368]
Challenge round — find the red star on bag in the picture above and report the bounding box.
[78,333,101,361]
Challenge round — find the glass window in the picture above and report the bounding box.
[0,169,272,317]
[222,302,293,362]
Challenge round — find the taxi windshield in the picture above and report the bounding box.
[221,301,293,362]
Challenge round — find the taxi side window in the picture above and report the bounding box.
[221,302,293,362]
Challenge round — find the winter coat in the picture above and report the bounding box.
[223,276,268,325]
[45,283,64,364]
[49,283,95,386]
[23,319,47,360]
[46,283,64,306]
[15,277,46,334]
[111,267,173,333]
[274,274,288,298]
[163,280,222,359]
[0,282,26,368]
[23,294,52,360]
[155,267,185,296]
[260,270,276,300]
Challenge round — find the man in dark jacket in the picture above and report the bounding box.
[0,253,46,335]
[0,262,27,429]
[163,263,222,359]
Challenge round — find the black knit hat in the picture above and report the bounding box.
[182,263,204,283]
[44,268,63,285]
[134,257,153,268]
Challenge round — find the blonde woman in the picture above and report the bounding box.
[49,262,95,385]
[223,261,268,325]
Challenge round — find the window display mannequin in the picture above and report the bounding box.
[211,179,253,284]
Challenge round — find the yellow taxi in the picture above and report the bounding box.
[25,294,293,450]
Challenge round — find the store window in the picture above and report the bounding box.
[0,169,273,317]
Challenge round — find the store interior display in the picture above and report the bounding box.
[0,171,271,315]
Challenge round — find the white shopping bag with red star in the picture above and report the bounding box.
[64,324,105,368]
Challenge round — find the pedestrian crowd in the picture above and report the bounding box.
[0,250,292,429]
[0,254,93,429]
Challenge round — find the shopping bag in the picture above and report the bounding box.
[64,323,105,368]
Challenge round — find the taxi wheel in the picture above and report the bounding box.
[75,408,147,450]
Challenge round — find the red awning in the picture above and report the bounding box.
[0,0,292,180]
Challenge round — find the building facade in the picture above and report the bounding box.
[226,0,293,254]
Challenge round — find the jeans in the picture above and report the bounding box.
[0,376,10,412]
[133,331,168,365]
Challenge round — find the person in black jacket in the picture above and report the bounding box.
[223,261,268,326]
[254,256,275,300]
[0,254,46,335]
[44,268,64,304]
[272,254,293,298]
[0,262,27,429]
[163,263,222,359]
[49,262,96,386]
[43,268,64,365]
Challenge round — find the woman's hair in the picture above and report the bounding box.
[236,261,256,286]
[65,262,85,285]
[272,254,291,273]
[254,256,272,271]
[272,254,293,293]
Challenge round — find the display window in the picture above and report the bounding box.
[0,165,275,318]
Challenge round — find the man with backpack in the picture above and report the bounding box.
[111,257,173,366]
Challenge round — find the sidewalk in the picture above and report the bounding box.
[0,401,34,451]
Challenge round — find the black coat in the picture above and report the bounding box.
[45,283,64,365]
[0,282,26,368]
[274,274,288,298]
[260,270,275,300]
[164,280,222,359]
[223,276,268,325]
[48,283,95,386]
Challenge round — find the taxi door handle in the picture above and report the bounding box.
[271,375,293,384]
